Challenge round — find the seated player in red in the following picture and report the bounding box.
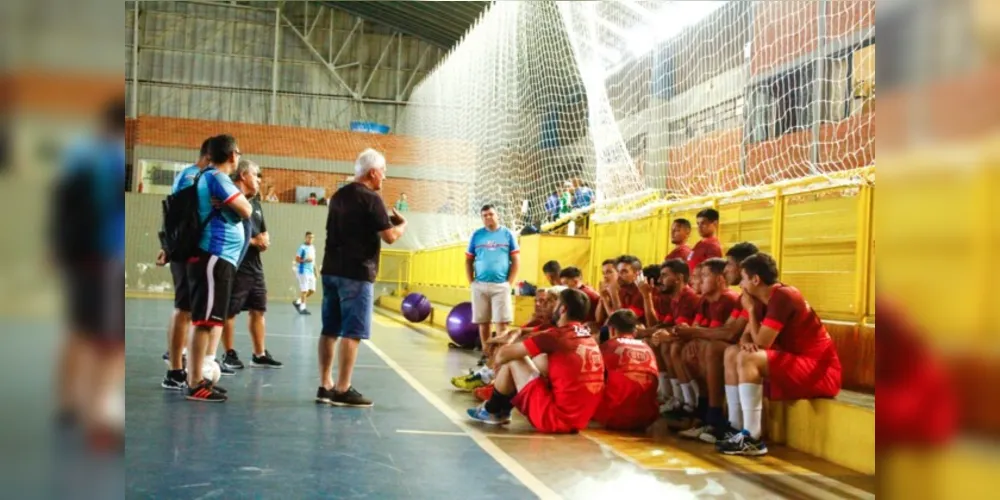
[467,288,605,434]
[645,259,701,408]
[452,288,559,392]
[558,266,601,326]
[593,259,619,326]
[717,253,842,456]
[592,310,660,431]
[673,258,740,441]
[688,208,723,273]
[664,218,693,262]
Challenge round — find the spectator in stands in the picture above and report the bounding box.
[689,208,722,272]
[557,266,600,324]
[558,181,574,218]
[544,191,559,222]
[394,192,409,212]
[467,288,604,433]
[717,253,842,457]
[542,260,561,286]
[263,185,279,203]
[307,192,318,206]
[666,218,693,262]
[592,310,659,431]
[572,178,593,209]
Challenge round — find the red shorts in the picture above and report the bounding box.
[512,378,584,434]
[765,350,842,401]
[593,372,659,431]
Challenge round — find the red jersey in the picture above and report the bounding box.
[617,283,645,317]
[594,334,659,430]
[650,289,673,324]
[694,289,740,328]
[521,318,553,336]
[600,335,658,387]
[665,243,693,262]
[762,285,836,359]
[688,237,722,272]
[577,284,601,322]
[668,286,701,326]
[523,323,605,429]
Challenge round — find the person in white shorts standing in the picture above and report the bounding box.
[293,231,317,315]
[465,204,520,365]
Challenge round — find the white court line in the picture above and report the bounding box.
[396,429,557,440]
[363,339,561,500]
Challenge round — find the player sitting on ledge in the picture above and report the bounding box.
[717,252,842,456]
[451,288,559,392]
[641,259,700,407]
[468,288,604,433]
[592,309,660,431]
[673,258,739,442]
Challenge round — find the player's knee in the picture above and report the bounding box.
[724,345,740,365]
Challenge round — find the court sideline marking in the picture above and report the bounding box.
[363,338,561,500]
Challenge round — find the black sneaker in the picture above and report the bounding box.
[717,430,768,456]
[329,387,373,408]
[315,386,336,404]
[186,381,227,402]
[222,350,244,370]
[299,308,312,316]
[161,369,188,391]
[206,380,228,394]
[251,350,283,368]
[704,426,740,445]
[218,361,236,377]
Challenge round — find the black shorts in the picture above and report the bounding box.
[227,272,267,317]
[186,252,237,328]
[65,261,123,341]
[170,259,190,311]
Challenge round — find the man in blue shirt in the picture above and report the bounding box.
[293,231,317,315]
[466,204,521,357]
[158,139,211,391]
[185,134,253,402]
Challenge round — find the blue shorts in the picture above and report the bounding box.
[321,275,374,340]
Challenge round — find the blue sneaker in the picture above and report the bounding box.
[466,405,511,426]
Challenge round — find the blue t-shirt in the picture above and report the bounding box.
[196,167,247,267]
[466,226,519,283]
[59,137,125,261]
[297,244,316,275]
[573,187,594,208]
[171,164,201,193]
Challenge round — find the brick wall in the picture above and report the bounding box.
[134,116,476,167]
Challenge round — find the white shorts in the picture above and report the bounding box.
[297,273,316,292]
[471,281,513,324]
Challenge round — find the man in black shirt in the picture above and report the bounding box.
[315,149,407,408]
[221,160,283,372]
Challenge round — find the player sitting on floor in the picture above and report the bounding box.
[468,288,604,433]
[451,288,559,391]
[592,310,660,431]
[673,258,740,442]
[641,259,700,406]
[717,253,842,456]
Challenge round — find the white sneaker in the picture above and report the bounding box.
[679,424,711,440]
[659,397,682,414]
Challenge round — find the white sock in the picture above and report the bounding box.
[725,385,742,430]
[739,383,764,439]
[670,379,682,401]
[689,382,700,402]
[657,373,670,398]
[680,383,696,407]
[480,368,495,384]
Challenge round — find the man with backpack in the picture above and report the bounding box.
[158,139,211,391]
[159,134,253,402]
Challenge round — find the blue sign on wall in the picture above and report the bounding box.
[350,121,391,134]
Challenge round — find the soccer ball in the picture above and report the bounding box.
[203,358,222,384]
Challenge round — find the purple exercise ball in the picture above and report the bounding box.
[401,293,432,322]
[446,302,480,348]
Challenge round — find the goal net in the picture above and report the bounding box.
[397,0,875,242]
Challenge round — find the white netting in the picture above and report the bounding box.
[397,0,875,242]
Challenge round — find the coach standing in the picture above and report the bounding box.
[466,204,520,363]
[316,149,407,408]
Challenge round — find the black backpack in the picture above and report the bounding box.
[158,169,217,261]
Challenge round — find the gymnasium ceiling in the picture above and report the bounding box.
[320,1,492,49]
